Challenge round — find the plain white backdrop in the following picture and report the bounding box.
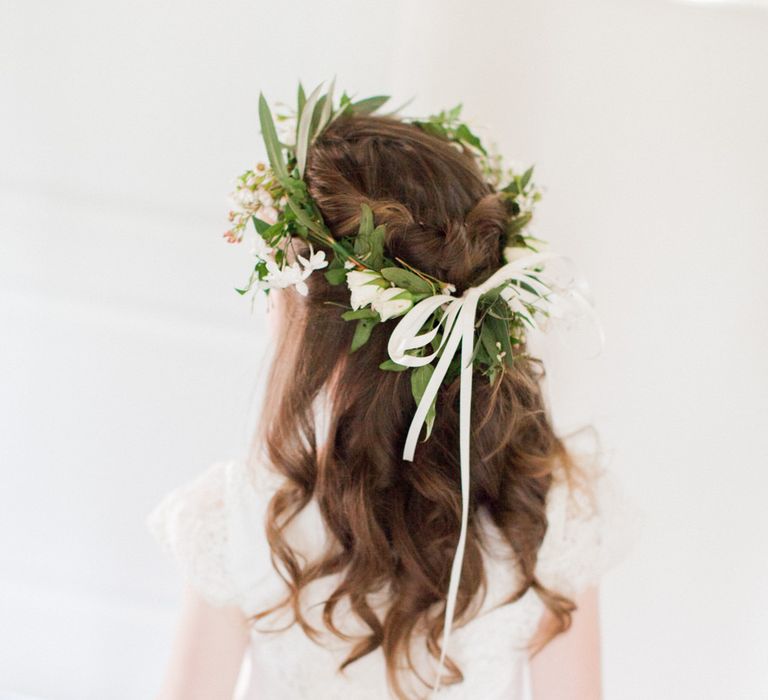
[1,1,766,698]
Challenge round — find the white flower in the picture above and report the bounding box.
[297,249,328,272]
[231,187,258,210]
[250,235,273,260]
[371,286,413,321]
[343,259,356,270]
[258,189,275,207]
[265,260,309,296]
[259,205,278,225]
[346,270,385,310]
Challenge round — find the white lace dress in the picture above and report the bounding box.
[147,455,638,700]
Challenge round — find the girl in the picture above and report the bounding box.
[148,88,632,700]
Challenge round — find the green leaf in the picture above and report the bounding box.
[355,220,387,270]
[521,165,534,189]
[358,203,374,237]
[506,211,533,236]
[324,267,348,285]
[251,216,271,235]
[258,93,289,182]
[380,267,433,294]
[411,364,437,441]
[316,77,335,134]
[341,308,379,321]
[295,83,324,177]
[349,95,390,114]
[455,123,487,155]
[350,317,377,352]
[448,104,462,120]
[379,359,409,372]
[297,83,306,115]
[285,196,325,237]
[486,315,515,367]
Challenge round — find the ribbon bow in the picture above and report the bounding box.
[387,251,598,696]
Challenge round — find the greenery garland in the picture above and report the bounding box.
[224,81,552,438]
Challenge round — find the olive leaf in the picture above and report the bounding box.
[379,358,409,372]
[349,95,390,114]
[258,93,289,183]
[380,267,433,294]
[354,204,386,270]
[324,267,347,285]
[342,308,379,321]
[411,364,437,440]
[350,317,377,352]
[315,77,335,135]
[296,83,324,177]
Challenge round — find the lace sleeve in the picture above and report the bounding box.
[535,457,643,599]
[146,459,281,611]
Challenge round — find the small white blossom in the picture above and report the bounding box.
[259,205,278,225]
[258,190,275,207]
[250,235,273,260]
[346,270,385,310]
[343,259,357,270]
[371,286,413,321]
[231,187,258,210]
[297,249,329,272]
[265,260,309,296]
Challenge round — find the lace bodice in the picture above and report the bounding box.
[147,453,639,699]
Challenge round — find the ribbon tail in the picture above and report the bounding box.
[401,310,464,462]
[429,296,478,697]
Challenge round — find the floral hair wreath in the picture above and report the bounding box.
[225,81,553,433]
[224,80,600,695]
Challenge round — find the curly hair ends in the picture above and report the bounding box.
[248,114,578,699]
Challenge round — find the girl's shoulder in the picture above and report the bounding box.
[146,457,286,613]
[534,436,644,598]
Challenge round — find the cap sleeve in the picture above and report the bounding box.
[146,459,283,612]
[535,455,643,598]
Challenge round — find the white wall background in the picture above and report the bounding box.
[1,1,766,698]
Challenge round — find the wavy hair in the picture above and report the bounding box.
[249,114,578,698]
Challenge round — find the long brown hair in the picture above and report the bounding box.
[250,114,578,698]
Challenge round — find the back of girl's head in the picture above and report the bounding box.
[253,113,576,699]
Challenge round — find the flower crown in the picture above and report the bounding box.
[224,81,598,696]
[225,82,553,432]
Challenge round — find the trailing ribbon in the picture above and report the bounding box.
[387,251,601,696]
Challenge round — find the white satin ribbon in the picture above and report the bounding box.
[386,251,589,696]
